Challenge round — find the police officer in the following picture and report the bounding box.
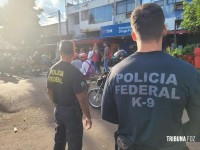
[102,3,200,150]
[47,40,92,150]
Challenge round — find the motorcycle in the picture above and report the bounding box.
[88,72,108,108]
[32,64,41,76]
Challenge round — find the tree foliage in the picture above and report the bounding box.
[181,0,200,34]
[0,0,42,47]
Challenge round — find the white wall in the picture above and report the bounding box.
[74,24,81,38]
[114,14,130,24]
[68,15,77,36]
[80,21,113,32]
[165,17,176,31]
[61,22,67,35]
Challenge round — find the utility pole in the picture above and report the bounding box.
[174,19,181,49]
[174,20,177,49]
[58,10,62,41]
[65,0,68,35]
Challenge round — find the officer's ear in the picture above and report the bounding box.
[163,24,167,36]
[131,32,137,41]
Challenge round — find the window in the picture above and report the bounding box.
[174,2,183,10]
[141,0,151,4]
[167,0,175,4]
[89,5,112,24]
[71,13,79,25]
[154,0,164,6]
[116,0,135,15]
[127,1,135,12]
[81,10,89,21]
[117,1,126,14]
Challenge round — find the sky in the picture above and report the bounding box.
[35,0,67,26]
[0,0,69,26]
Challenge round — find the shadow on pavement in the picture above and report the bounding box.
[0,75,22,84]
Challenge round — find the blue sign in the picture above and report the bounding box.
[100,22,132,38]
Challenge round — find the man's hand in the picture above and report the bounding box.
[76,92,92,129]
[84,117,92,130]
[47,88,55,104]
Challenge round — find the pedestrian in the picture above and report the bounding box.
[47,40,92,150]
[71,52,82,70]
[92,46,101,74]
[79,47,85,54]
[101,3,200,150]
[102,42,110,72]
[87,46,93,62]
[80,52,95,80]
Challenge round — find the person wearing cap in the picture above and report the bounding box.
[102,3,200,150]
[79,52,94,80]
[47,41,92,150]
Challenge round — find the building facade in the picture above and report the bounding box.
[65,0,192,53]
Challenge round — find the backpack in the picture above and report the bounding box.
[85,60,95,78]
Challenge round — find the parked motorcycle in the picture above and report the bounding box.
[32,65,41,76]
[88,72,108,108]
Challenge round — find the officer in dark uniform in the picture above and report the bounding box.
[102,3,200,150]
[47,41,92,150]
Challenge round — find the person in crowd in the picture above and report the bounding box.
[92,46,101,74]
[26,56,34,74]
[47,41,92,150]
[102,42,110,72]
[33,52,42,66]
[32,52,42,71]
[41,54,49,72]
[80,52,94,80]
[87,46,94,62]
[79,48,85,54]
[71,52,82,70]
[102,3,200,150]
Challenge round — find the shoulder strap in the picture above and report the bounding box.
[84,60,91,73]
[85,60,91,65]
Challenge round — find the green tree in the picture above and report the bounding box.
[0,0,42,47]
[181,0,200,34]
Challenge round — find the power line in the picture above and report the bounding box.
[40,10,61,18]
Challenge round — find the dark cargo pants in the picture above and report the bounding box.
[54,105,83,150]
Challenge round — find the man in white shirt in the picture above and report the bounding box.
[79,53,91,77]
[87,46,94,62]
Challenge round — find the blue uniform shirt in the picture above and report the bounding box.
[102,51,200,150]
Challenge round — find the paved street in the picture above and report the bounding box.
[0,75,199,150]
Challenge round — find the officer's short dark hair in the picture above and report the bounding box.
[59,40,73,55]
[131,3,165,41]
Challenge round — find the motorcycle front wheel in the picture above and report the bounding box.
[88,88,102,108]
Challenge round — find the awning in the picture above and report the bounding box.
[167,30,188,35]
[100,22,132,38]
[72,38,103,45]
